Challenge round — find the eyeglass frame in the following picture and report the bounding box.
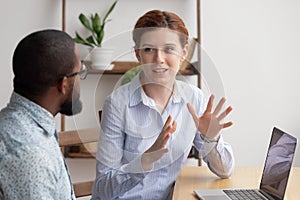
[65,61,89,80]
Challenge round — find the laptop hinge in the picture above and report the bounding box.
[259,190,277,200]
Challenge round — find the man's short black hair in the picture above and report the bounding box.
[13,29,77,97]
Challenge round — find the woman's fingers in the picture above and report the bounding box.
[162,115,172,132]
[213,97,226,115]
[187,95,233,137]
[222,121,233,129]
[217,106,233,121]
[161,120,177,148]
[206,95,215,113]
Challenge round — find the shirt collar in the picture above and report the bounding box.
[128,72,184,107]
[128,73,143,107]
[10,92,56,136]
[172,82,183,103]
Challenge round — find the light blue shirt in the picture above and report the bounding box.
[0,92,75,200]
[92,74,234,200]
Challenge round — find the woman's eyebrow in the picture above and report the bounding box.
[141,43,177,47]
[141,44,155,47]
[164,43,177,46]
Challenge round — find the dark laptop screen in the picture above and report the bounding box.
[260,127,297,200]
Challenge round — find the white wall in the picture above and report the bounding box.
[0,0,61,109]
[0,0,299,166]
[202,0,300,166]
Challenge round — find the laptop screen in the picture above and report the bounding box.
[260,127,297,200]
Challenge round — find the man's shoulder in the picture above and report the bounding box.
[0,103,31,122]
[0,109,52,161]
[0,107,35,139]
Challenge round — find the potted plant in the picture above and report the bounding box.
[74,0,118,70]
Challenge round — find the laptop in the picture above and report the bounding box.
[194,127,297,200]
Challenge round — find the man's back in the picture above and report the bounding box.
[0,92,73,200]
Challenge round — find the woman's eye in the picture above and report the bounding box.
[165,46,175,53]
[143,47,153,52]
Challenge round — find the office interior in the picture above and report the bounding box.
[1,0,299,199]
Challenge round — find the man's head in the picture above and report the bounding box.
[12,29,84,116]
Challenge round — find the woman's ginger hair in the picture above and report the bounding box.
[133,10,189,49]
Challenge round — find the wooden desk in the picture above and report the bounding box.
[173,166,300,200]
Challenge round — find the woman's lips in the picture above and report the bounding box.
[152,68,168,73]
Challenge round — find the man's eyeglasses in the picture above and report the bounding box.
[65,62,89,80]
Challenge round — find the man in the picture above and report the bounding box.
[0,29,87,199]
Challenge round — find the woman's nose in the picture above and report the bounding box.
[155,49,165,64]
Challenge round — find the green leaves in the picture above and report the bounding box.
[74,32,94,47]
[74,0,118,48]
[92,13,101,35]
[79,14,92,32]
[103,0,117,23]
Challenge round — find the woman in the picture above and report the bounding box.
[92,10,234,200]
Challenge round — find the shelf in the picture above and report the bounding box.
[88,61,197,75]
[88,61,139,74]
[66,152,95,158]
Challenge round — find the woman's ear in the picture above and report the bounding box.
[56,77,68,95]
[135,49,141,62]
[181,44,189,62]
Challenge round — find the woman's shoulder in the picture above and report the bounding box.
[106,83,130,101]
[105,80,140,107]
[176,80,204,97]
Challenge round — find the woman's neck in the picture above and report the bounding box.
[141,76,174,114]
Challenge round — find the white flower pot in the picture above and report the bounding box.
[89,47,114,70]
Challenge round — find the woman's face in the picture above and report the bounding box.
[135,28,188,86]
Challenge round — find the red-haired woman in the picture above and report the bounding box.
[92,10,234,200]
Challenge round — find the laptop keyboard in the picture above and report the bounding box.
[223,189,267,200]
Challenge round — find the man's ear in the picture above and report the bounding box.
[56,77,68,95]
[135,49,141,62]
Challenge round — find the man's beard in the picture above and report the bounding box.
[59,89,83,116]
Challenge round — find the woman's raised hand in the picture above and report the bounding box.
[187,95,233,140]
